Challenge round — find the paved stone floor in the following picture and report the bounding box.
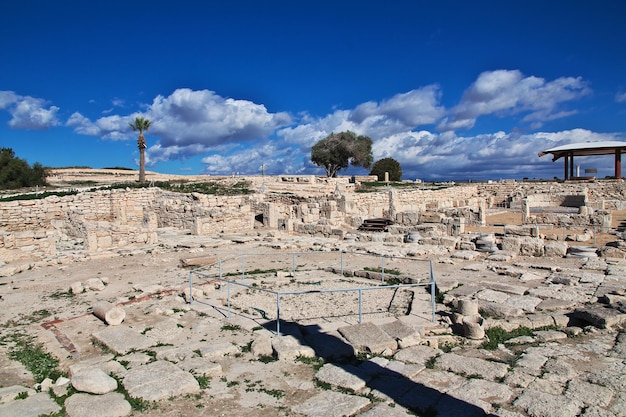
[0,229,625,416]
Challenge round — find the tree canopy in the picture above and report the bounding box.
[311,131,373,177]
[0,148,47,190]
[370,157,403,181]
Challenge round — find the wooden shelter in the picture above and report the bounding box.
[538,141,626,180]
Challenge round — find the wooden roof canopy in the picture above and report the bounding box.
[538,141,626,180]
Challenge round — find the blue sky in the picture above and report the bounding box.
[1,0,625,181]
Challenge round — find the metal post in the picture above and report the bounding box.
[188,272,193,305]
[340,251,344,276]
[358,289,362,323]
[227,280,231,319]
[276,293,281,336]
[429,260,436,323]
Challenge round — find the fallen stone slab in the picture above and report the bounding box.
[198,342,239,360]
[565,379,614,408]
[379,320,421,348]
[71,368,117,394]
[177,357,222,377]
[475,289,510,303]
[64,392,131,417]
[291,390,370,417]
[315,363,371,391]
[300,325,354,360]
[478,300,525,319]
[573,305,626,329]
[68,354,125,377]
[338,322,397,354]
[356,403,414,417]
[482,281,528,295]
[271,335,315,361]
[180,255,217,268]
[515,351,548,375]
[92,326,155,355]
[0,386,35,404]
[506,295,543,313]
[0,392,61,417]
[536,298,577,311]
[534,330,568,342]
[445,379,515,414]
[514,388,583,417]
[434,352,509,381]
[122,360,200,401]
[393,344,442,365]
[155,346,197,363]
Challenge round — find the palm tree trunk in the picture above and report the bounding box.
[138,133,146,182]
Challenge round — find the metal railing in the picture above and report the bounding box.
[188,251,437,335]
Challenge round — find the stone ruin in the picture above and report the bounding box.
[2,175,626,417]
[1,177,626,276]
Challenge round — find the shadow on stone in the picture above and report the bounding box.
[265,320,491,416]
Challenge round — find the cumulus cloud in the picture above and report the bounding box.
[66,112,129,140]
[616,92,626,103]
[439,70,590,131]
[147,88,291,148]
[67,88,293,164]
[349,86,445,129]
[0,90,59,129]
[371,128,623,180]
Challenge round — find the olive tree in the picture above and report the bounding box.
[370,157,402,181]
[311,131,373,177]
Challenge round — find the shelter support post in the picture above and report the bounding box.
[569,153,574,179]
[615,149,622,179]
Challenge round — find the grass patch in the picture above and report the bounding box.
[259,388,285,399]
[195,374,211,389]
[482,326,534,350]
[425,354,439,369]
[220,324,242,332]
[364,266,402,276]
[5,333,61,382]
[257,354,278,363]
[295,355,324,370]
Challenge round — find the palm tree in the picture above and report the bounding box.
[129,117,152,182]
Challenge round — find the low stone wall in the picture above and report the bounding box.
[2,179,624,261]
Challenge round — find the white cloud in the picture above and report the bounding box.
[147,88,291,148]
[68,88,293,164]
[369,128,623,180]
[349,86,445,128]
[0,90,59,129]
[439,70,590,131]
[616,92,626,103]
[66,112,129,140]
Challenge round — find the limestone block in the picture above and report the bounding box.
[182,287,203,303]
[84,278,106,291]
[71,368,117,394]
[70,281,84,294]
